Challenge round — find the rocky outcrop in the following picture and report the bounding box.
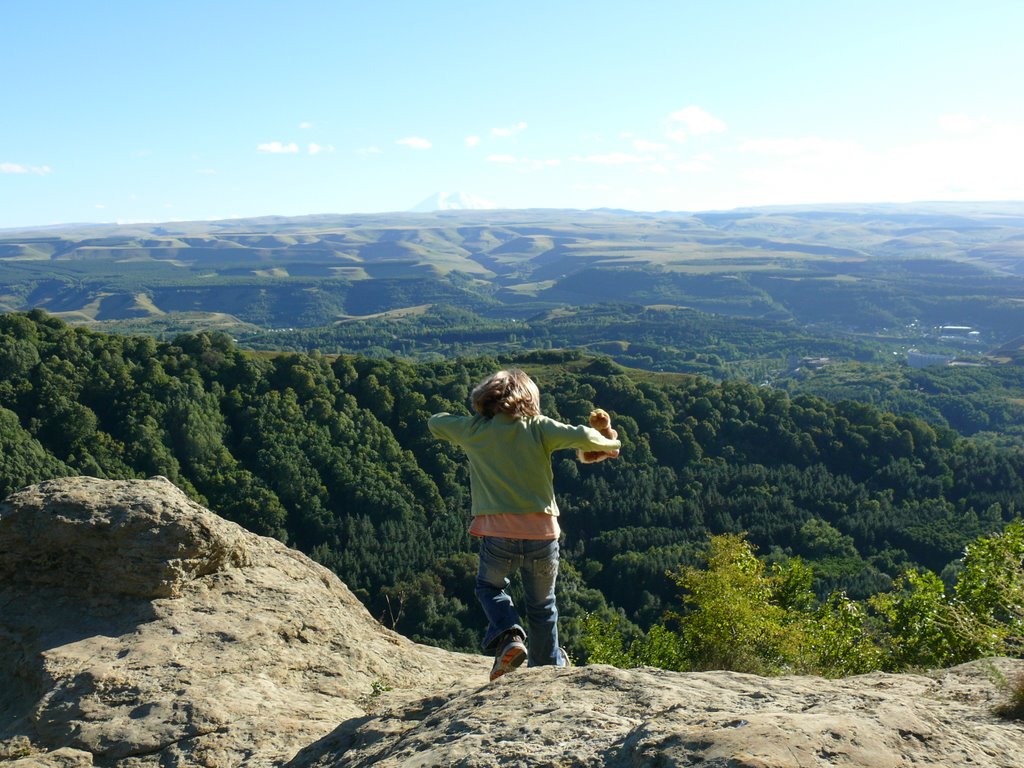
[0,476,487,766]
[2,476,1022,767]
[289,660,1024,767]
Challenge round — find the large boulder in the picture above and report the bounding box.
[0,475,250,598]
[0,476,487,766]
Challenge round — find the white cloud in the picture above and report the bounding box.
[718,117,1024,207]
[882,120,1024,200]
[938,113,983,135]
[734,136,867,158]
[397,136,432,149]
[492,121,528,138]
[299,121,313,129]
[195,168,217,175]
[307,143,335,155]
[556,114,1024,211]
[487,154,559,170]
[666,106,727,142]
[574,152,652,165]
[465,135,481,147]
[2,162,52,175]
[632,139,668,152]
[257,141,299,154]
[729,136,876,202]
[676,152,715,173]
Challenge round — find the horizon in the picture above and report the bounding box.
[3,1,1024,229]
[0,195,1015,231]
[5,197,1024,236]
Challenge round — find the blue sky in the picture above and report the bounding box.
[3,0,1023,228]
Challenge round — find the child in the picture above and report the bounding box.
[428,368,621,680]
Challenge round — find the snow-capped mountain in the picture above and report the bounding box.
[409,191,496,212]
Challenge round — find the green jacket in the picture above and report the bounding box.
[428,412,621,517]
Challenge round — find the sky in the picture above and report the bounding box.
[3,0,1024,228]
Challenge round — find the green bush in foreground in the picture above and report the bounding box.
[584,522,1024,677]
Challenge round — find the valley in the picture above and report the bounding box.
[2,204,1023,359]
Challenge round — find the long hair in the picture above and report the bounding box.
[471,369,541,419]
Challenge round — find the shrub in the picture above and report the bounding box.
[668,534,810,675]
[955,519,1024,655]
[580,614,689,671]
[802,591,884,677]
[584,524,1024,678]
[994,670,1024,720]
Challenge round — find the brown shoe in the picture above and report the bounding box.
[489,631,527,681]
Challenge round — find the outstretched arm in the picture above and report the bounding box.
[539,416,621,454]
[579,427,620,463]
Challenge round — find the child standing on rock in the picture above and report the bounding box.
[428,369,621,680]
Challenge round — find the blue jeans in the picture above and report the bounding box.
[475,536,566,667]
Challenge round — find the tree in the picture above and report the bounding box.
[869,569,988,670]
[669,534,808,675]
[954,519,1024,654]
[0,407,72,497]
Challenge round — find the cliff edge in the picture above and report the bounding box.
[1,476,1021,767]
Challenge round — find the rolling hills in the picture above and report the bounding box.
[2,204,1023,345]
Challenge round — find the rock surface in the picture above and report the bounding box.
[0,476,487,766]
[289,661,1024,767]
[2,476,1022,767]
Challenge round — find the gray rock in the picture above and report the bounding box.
[0,475,249,599]
[5,746,95,767]
[0,476,487,767]
[289,662,1024,767]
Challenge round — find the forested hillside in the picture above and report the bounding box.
[239,302,883,379]
[778,360,1024,444]
[2,311,1023,656]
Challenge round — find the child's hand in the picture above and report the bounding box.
[578,422,621,463]
[605,428,620,458]
[587,429,620,461]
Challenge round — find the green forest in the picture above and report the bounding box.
[2,310,1023,668]
[238,301,1024,436]
[237,302,885,378]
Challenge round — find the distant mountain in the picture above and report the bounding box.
[3,203,1024,343]
[409,191,496,212]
